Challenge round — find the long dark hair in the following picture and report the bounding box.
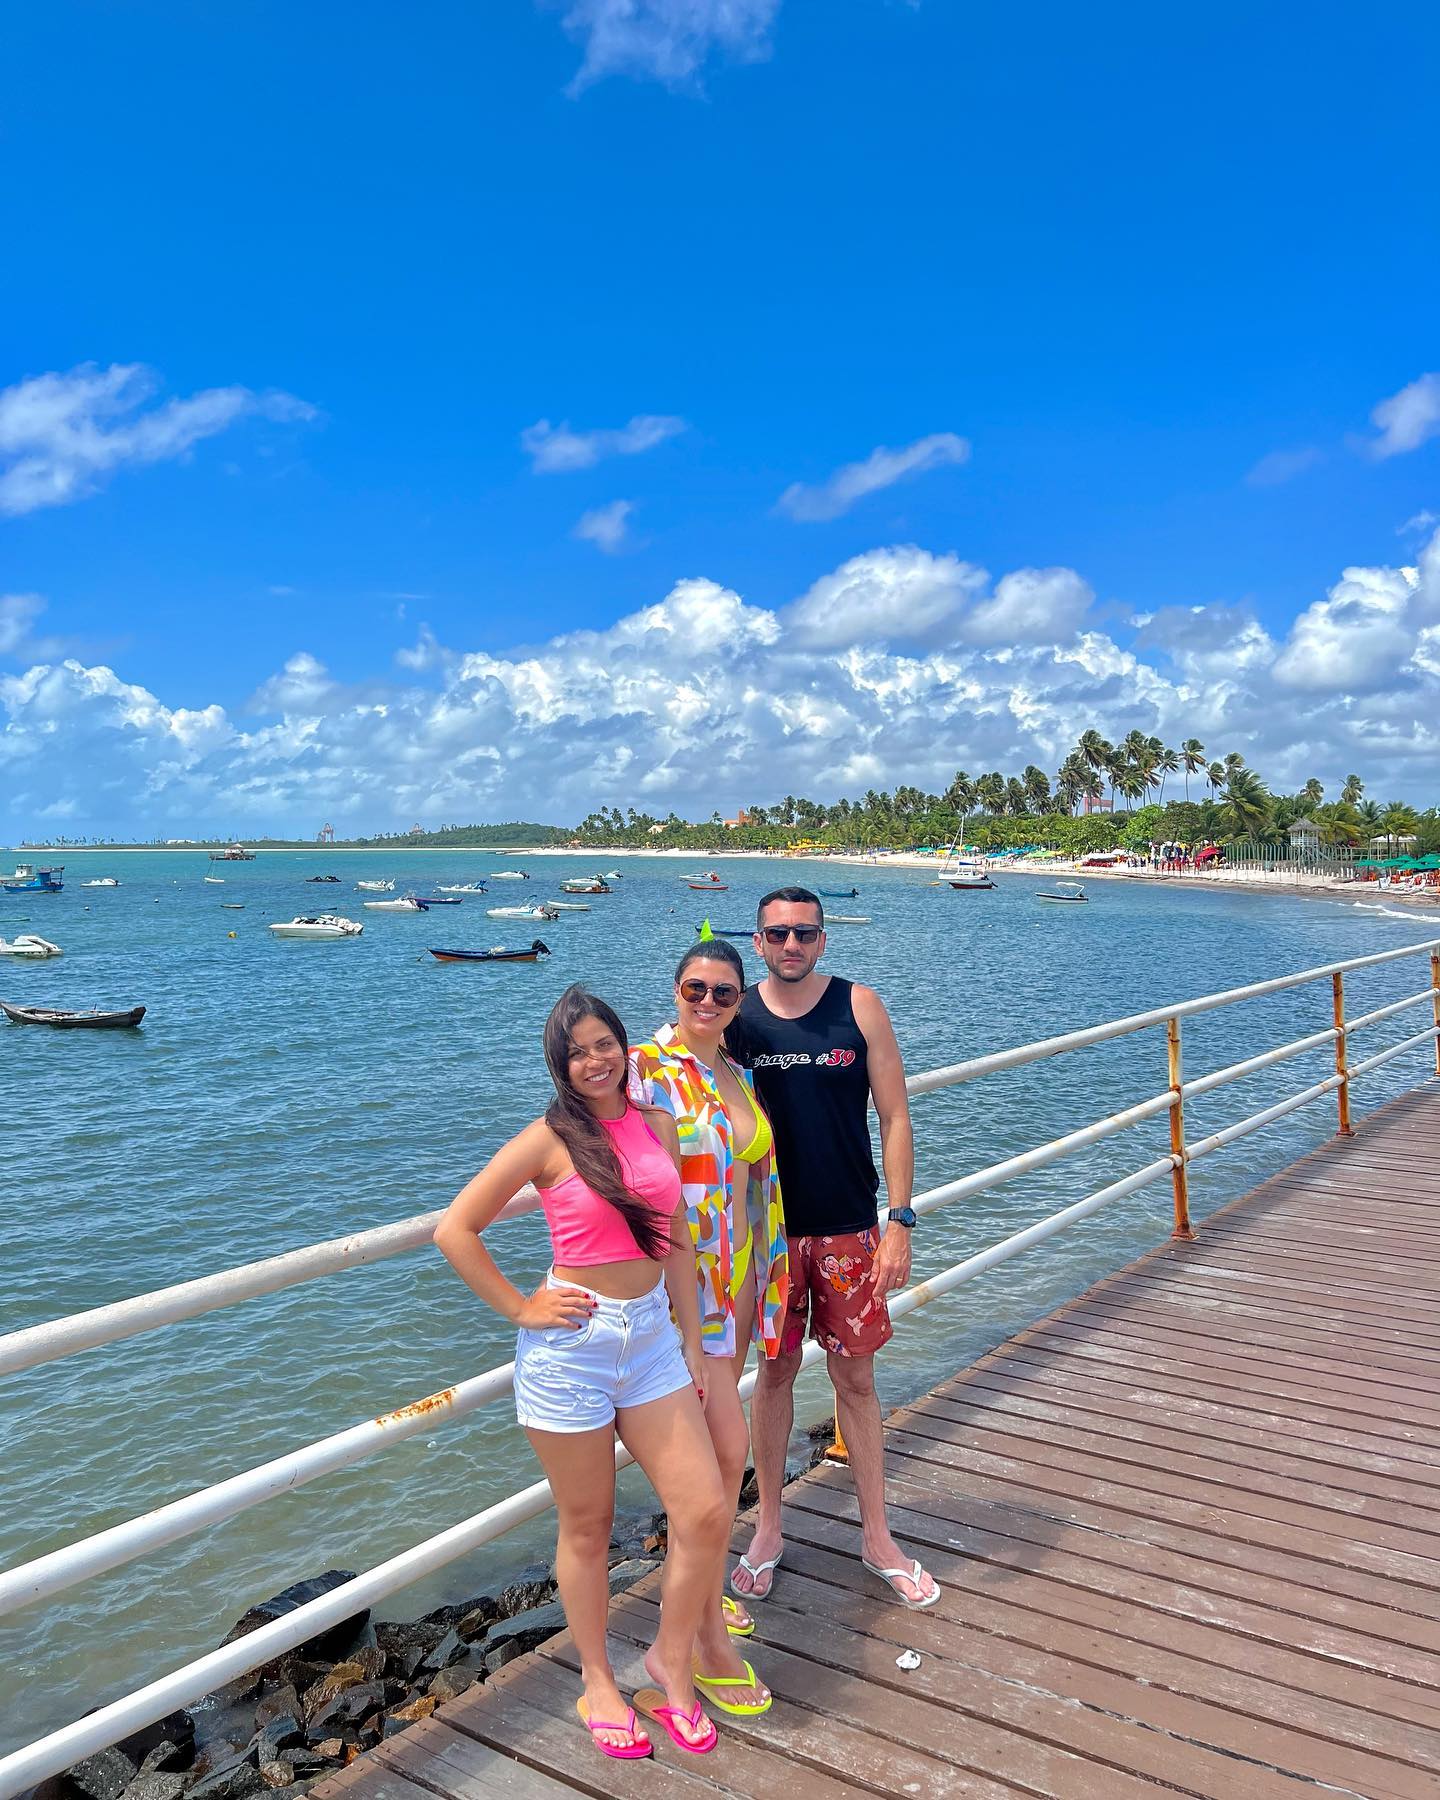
[674,939,752,1066]
[542,984,670,1261]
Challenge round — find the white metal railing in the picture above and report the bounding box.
[2,936,1438,1796]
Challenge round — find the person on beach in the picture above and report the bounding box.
[630,938,789,1718]
[729,886,941,1611]
[433,984,727,1761]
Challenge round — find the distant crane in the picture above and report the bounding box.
[317,823,335,844]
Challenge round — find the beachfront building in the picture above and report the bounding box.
[1287,817,1322,861]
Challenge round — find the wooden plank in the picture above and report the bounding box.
[373,1719,580,1799]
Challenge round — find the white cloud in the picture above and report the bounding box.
[554,0,780,92]
[0,593,46,656]
[1245,446,1323,488]
[778,433,970,522]
[1399,509,1438,538]
[6,528,1440,833]
[1363,371,1440,460]
[574,498,635,552]
[0,363,316,516]
[521,414,686,473]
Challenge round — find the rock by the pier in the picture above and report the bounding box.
[454,1599,498,1641]
[381,1697,437,1741]
[117,1714,196,1772]
[496,1564,552,1616]
[479,1600,567,1672]
[257,1759,294,1792]
[307,1680,385,1738]
[426,1665,476,1704]
[68,1748,138,1800]
[606,1558,658,1596]
[418,1629,466,1675]
[300,1661,367,1721]
[188,1749,262,1800]
[373,1620,446,1684]
[249,1715,305,1764]
[223,1571,368,1668]
[120,1772,186,1800]
[309,1740,346,1764]
[136,1745,188,1781]
[253,1687,302,1731]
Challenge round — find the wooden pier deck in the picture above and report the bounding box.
[314,1083,1440,1799]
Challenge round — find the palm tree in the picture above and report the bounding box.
[1301,777,1323,809]
[1151,741,1180,803]
[1378,802,1421,852]
[1004,776,1029,816]
[1312,803,1364,851]
[974,772,1005,816]
[1102,745,1128,811]
[944,770,977,825]
[1180,738,1206,802]
[1340,773,1363,806]
[1055,757,1084,816]
[1115,765,1149,810]
[1206,760,1226,799]
[1219,766,1274,840]
[1022,764,1052,814]
[1076,730,1112,783]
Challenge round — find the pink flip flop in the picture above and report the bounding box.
[575,1698,652,1759]
[632,1688,718,1754]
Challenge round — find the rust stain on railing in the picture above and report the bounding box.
[376,1386,457,1426]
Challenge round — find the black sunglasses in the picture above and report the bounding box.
[679,977,742,1006]
[760,924,821,945]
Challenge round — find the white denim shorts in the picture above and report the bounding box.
[513,1272,692,1433]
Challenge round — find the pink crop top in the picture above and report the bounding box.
[537,1105,681,1266]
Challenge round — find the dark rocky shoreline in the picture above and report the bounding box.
[41,1427,838,1800]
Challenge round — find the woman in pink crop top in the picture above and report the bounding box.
[435,985,728,1761]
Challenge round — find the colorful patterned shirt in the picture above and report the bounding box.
[630,1025,789,1360]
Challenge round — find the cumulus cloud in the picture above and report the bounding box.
[0,593,46,656]
[574,498,635,552]
[1362,372,1440,460]
[553,0,780,92]
[0,363,316,516]
[521,414,685,473]
[6,529,1440,834]
[1245,446,1323,488]
[778,432,971,522]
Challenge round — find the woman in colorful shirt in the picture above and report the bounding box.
[630,937,788,1719]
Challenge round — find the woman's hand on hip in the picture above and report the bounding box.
[515,1284,595,1332]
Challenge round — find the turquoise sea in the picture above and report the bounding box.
[3,849,1438,1752]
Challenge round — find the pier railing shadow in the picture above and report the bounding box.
[2,935,1438,1795]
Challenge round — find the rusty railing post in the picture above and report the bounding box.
[1333,971,1354,1136]
[1431,951,1440,1079]
[824,1414,849,1464]
[1167,1015,1194,1239]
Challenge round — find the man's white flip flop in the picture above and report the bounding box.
[862,1557,941,1610]
[730,1549,783,1599]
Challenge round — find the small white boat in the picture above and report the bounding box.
[603,871,622,880]
[204,876,225,884]
[491,870,530,881]
[548,900,592,912]
[1037,882,1088,904]
[560,878,610,894]
[356,879,395,893]
[363,896,429,912]
[80,878,120,888]
[825,914,871,924]
[486,903,559,921]
[269,914,364,939]
[0,934,63,959]
[436,883,489,894]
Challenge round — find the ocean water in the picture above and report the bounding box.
[3,850,1437,1752]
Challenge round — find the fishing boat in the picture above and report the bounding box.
[818,888,860,899]
[415,895,463,906]
[487,903,560,921]
[560,878,610,894]
[0,935,63,958]
[363,896,430,912]
[1036,882,1088,904]
[548,900,591,911]
[428,940,551,964]
[695,924,752,938]
[221,904,245,911]
[435,882,488,894]
[3,863,63,894]
[209,845,255,862]
[204,876,225,885]
[947,870,996,890]
[305,874,342,884]
[825,914,871,924]
[80,878,120,888]
[356,879,395,893]
[269,914,365,939]
[1,1001,145,1029]
[687,880,728,891]
[490,870,530,881]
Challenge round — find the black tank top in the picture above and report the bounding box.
[737,977,878,1237]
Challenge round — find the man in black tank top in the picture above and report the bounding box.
[729,887,940,1612]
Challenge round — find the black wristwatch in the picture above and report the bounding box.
[886,1206,917,1228]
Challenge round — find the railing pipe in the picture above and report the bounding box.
[1433,952,1440,1079]
[1183,1072,1344,1164]
[1182,1026,1338,1099]
[1344,1025,1440,1083]
[1332,973,1354,1137]
[1344,987,1435,1034]
[1166,1017,1193,1239]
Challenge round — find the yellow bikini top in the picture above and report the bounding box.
[734,1101,773,1165]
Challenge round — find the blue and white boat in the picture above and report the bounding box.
[3,862,64,894]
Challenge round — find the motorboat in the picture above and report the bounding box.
[305,874,342,884]
[603,871,622,880]
[209,845,255,861]
[2,1001,145,1028]
[363,896,429,912]
[560,878,611,894]
[80,878,120,888]
[221,903,245,910]
[356,879,395,893]
[436,882,488,894]
[429,940,551,964]
[204,876,225,885]
[818,888,860,899]
[687,879,728,891]
[947,871,996,890]
[696,925,752,938]
[486,903,560,921]
[548,900,591,911]
[825,915,871,924]
[0,935,63,958]
[269,914,365,939]
[491,870,530,880]
[3,863,63,894]
[415,895,463,905]
[1037,882,1088,904]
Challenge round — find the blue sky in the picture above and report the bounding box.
[2,1,1438,834]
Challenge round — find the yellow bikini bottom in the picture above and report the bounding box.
[729,1229,752,1301]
